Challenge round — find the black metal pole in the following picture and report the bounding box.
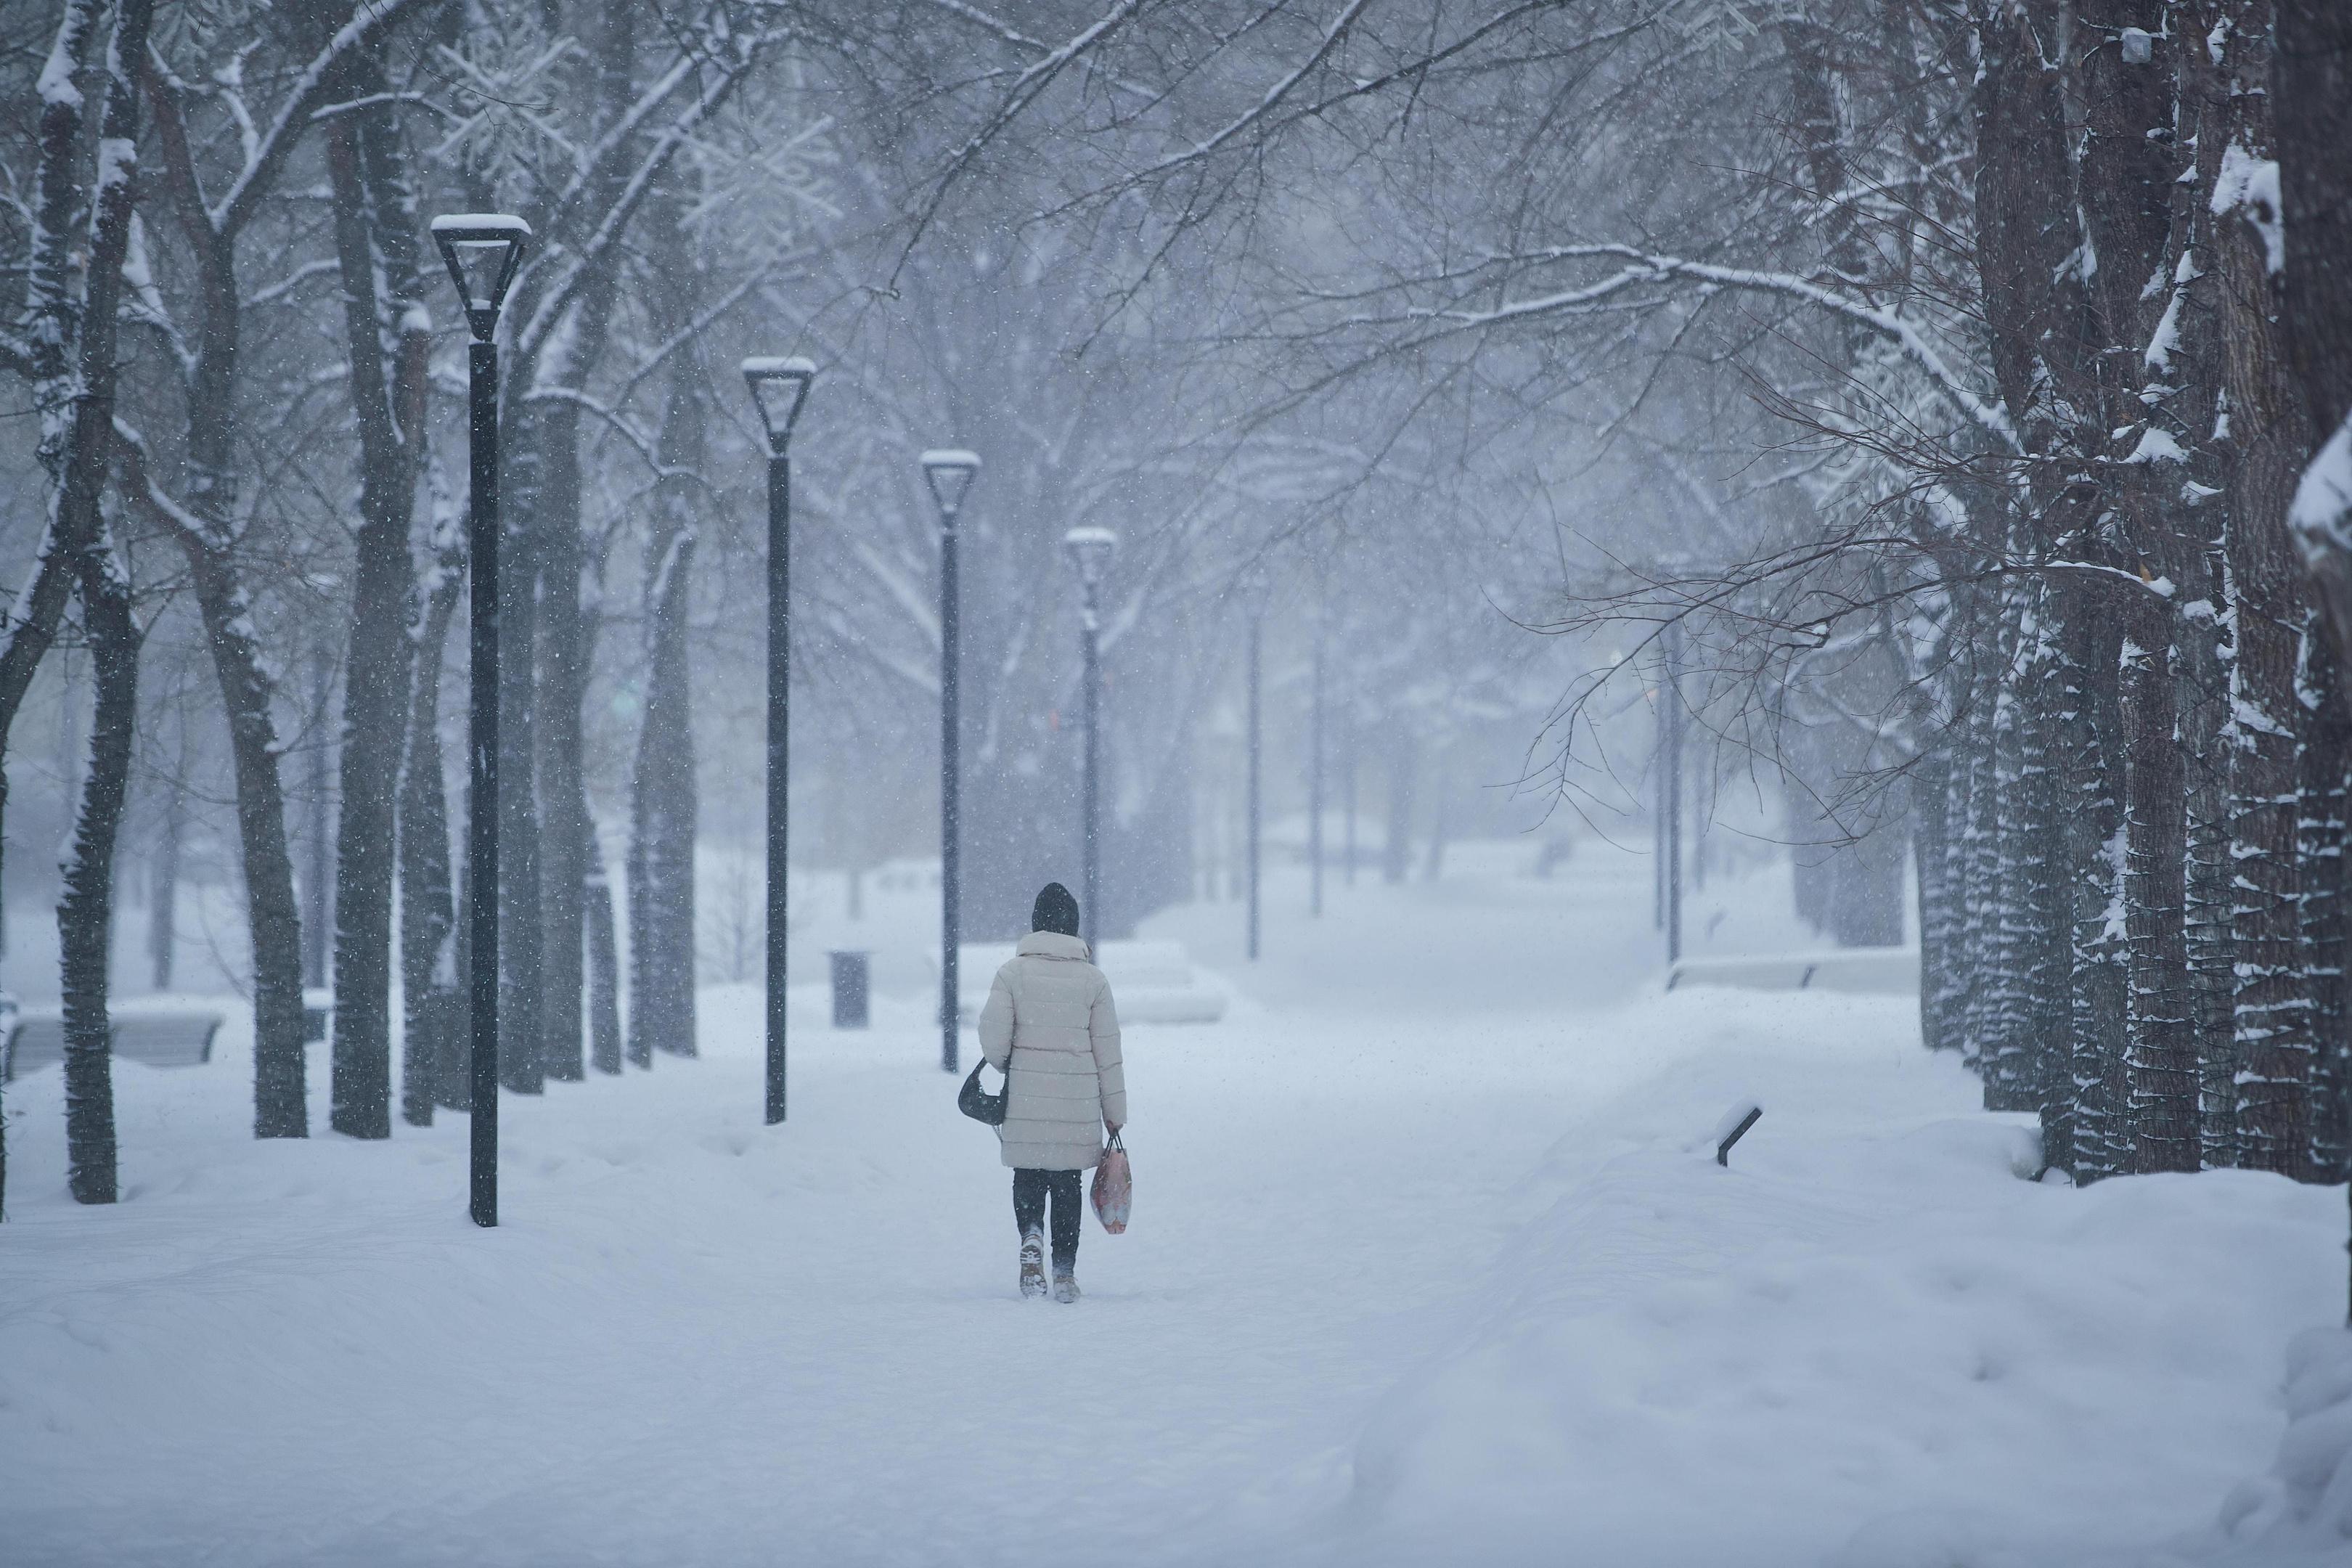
[1309,607,1323,919]
[1344,702,1357,887]
[1247,611,1262,963]
[1665,621,1683,970]
[766,452,789,1124]
[467,336,500,1229]
[1654,693,1667,932]
[940,520,961,1073]
[1082,600,1101,948]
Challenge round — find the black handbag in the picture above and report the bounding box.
[958,1055,1008,1126]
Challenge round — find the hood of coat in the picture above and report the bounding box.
[1016,931,1090,962]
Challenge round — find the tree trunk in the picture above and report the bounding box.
[2300,618,2351,1181]
[400,563,462,1123]
[587,832,623,1076]
[629,192,706,1066]
[532,0,640,1084]
[497,416,546,1095]
[1977,593,2030,1104]
[59,537,137,1206]
[629,508,699,1064]
[148,769,181,991]
[1421,756,1450,882]
[1383,731,1416,886]
[1911,744,1956,1052]
[2187,571,2240,1167]
[135,36,310,1140]
[2214,19,2319,1176]
[1829,813,1906,947]
[0,0,107,960]
[2133,14,2239,1170]
[36,0,157,1196]
[2122,603,2197,1171]
[534,392,591,1084]
[1959,637,2003,1079]
[2230,555,2312,1178]
[2271,0,2352,1318]
[2275,0,2352,473]
[324,53,428,1139]
[1926,592,1981,1059]
[2012,590,2075,1155]
[2062,601,2131,1183]
[302,653,332,995]
[186,546,309,1138]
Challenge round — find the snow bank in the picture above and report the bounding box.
[3,847,2341,1566]
[1331,989,2342,1568]
[2185,1328,2352,1564]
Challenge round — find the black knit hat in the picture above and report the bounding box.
[1032,882,1081,938]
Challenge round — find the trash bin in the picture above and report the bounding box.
[830,951,870,1029]
[302,987,332,1044]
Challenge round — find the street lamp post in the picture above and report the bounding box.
[923,449,981,1073]
[1662,618,1685,970]
[743,358,814,1127]
[1309,592,1324,919]
[1246,602,1263,963]
[431,212,529,1229]
[1063,528,1117,946]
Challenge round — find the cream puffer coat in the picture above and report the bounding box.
[977,931,1126,1171]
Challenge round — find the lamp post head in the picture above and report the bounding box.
[1063,526,1117,592]
[1236,560,1276,619]
[430,214,531,341]
[741,356,816,457]
[920,449,981,528]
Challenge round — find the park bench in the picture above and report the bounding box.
[1665,947,1919,997]
[957,939,1228,1025]
[1,1008,226,1082]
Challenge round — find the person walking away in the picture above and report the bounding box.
[978,882,1124,1302]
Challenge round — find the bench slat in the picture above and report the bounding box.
[2,1011,223,1080]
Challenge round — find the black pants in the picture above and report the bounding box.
[1013,1168,1082,1271]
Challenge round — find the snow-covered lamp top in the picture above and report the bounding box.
[430,213,531,340]
[1062,526,1117,591]
[741,356,816,455]
[1235,560,1275,614]
[920,449,982,525]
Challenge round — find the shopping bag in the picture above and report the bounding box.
[1090,1130,1131,1234]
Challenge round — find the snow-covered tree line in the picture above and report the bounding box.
[7,0,2348,1257]
[0,0,1556,1206]
[874,0,2352,1284]
[1116,0,2352,1199]
[1511,0,2352,1199]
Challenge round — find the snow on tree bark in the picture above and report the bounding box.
[586,836,624,1077]
[1979,591,2032,1108]
[324,36,430,1139]
[496,412,547,1095]
[2122,605,2197,1172]
[2298,618,2351,1182]
[47,0,158,1204]
[1911,740,1957,1055]
[2013,597,2076,1166]
[628,196,706,1066]
[59,526,136,1206]
[2062,601,2133,1183]
[2209,12,2319,1178]
[400,555,464,1117]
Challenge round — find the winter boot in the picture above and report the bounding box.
[1020,1229,1047,1299]
[1051,1269,1081,1304]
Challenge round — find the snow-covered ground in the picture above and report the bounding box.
[1,841,2343,1566]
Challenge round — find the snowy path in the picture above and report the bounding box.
[2,848,2340,1567]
